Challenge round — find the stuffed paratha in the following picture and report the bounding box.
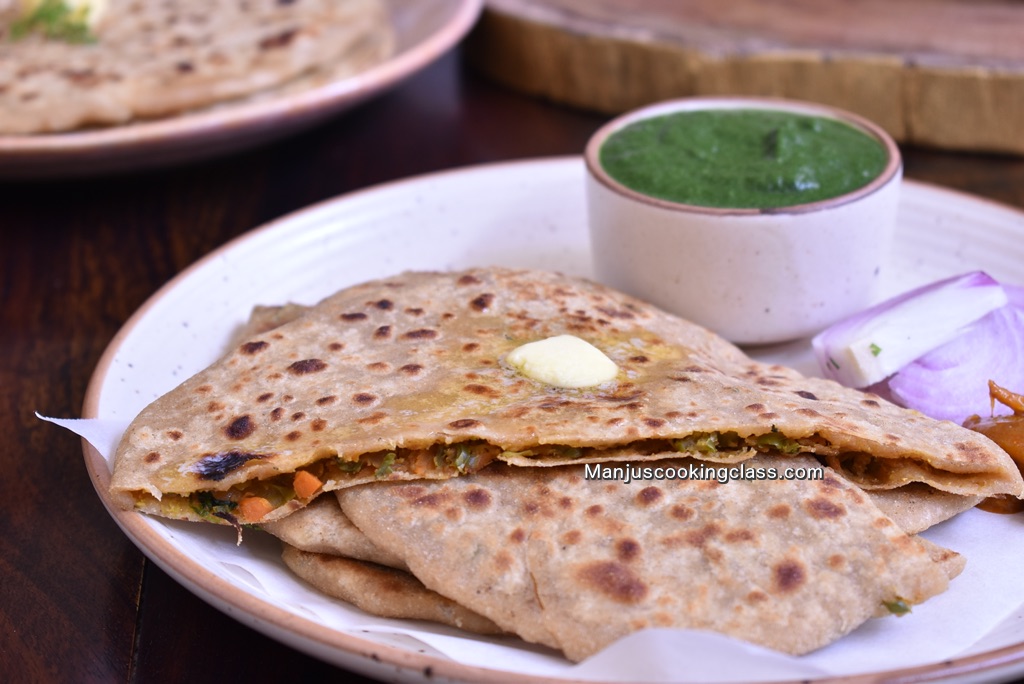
[109,268,1023,525]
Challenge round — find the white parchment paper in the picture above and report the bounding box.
[46,414,1024,682]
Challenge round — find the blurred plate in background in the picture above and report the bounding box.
[0,0,481,179]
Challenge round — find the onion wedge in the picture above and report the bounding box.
[886,285,1024,423]
[811,271,1008,388]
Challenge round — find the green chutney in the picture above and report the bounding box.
[599,109,888,209]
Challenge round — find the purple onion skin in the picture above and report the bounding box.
[885,285,1024,424]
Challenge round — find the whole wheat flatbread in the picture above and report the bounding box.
[281,544,505,635]
[109,268,1022,525]
[0,0,392,134]
[338,456,964,660]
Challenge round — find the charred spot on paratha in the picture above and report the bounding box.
[357,411,388,425]
[561,529,583,546]
[224,415,257,439]
[615,538,641,562]
[471,294,495,311]
[596,306,637,321]
[403,328,438,340]
[637,486,662,505]
[685,523,721,548]
[725,529,756,543]
[668,503,694,521]
[772,559,807,593]
[194,450,267,481]
[463,488,492,509]
[953,441,988,463]
[413,492,447,508]
[288,359,327,374]
[576,561,648,604]
[258,28,300,50]
[804,497,846,519]
[464,384,499,397]
[241,340,269,354]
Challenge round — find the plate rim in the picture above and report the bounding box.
[81,155,1024,683]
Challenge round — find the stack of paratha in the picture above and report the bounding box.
[0,0,393,134]
[110,267,1024,661]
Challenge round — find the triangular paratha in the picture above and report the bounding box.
[110,268,1023,525]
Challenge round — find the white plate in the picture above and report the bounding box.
[0,0,480,179]
[82,157,1024,683]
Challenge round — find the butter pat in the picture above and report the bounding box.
[507,335,618,388]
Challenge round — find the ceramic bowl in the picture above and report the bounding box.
[585,96,902,345]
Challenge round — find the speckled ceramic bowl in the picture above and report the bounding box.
[585,96,902,345]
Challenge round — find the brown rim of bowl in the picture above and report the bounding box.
[584,96,902,217]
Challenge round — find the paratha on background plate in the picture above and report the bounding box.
[0,0,392,134]
[337,455,965,661]
[109,268,1023,526]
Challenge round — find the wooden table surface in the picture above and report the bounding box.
[3,45,1024,684]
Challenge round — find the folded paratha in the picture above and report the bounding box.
[109,268,1023,525]
[0,0,392,134]
[338,456,965,660]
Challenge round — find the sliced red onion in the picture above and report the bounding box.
[885,285,1024,423]
[811,271,1008,388]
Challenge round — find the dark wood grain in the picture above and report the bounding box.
[2,44,1023,684]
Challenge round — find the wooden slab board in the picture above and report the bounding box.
[464,0,1024,155]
